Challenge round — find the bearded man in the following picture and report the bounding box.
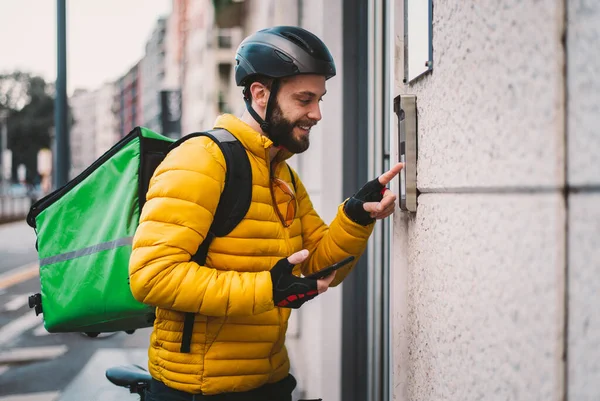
[129,25,403,401]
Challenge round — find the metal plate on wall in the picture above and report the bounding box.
[404,0,433,83]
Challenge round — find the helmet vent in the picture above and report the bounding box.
[281,32,313,54]
[274,50,293,63]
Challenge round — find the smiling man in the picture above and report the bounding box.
[247,74,326,154]
[129,26,403,401]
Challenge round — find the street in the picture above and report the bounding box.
[0,221,151,401]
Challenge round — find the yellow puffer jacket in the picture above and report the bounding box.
[129,113,374,395]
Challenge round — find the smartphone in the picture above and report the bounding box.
[304,256,355,280]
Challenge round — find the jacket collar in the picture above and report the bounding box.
[213,114,294,163]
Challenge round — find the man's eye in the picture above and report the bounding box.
[299,99,311,104]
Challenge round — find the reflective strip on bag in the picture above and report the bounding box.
[39,237,134,267]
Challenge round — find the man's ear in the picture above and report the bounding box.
[250,82,270,109]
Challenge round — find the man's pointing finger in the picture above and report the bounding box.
[378,162,404,186]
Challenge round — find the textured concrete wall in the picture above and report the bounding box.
[403,194,565,400]
[567,1,600,399]
[392,1,568,400]
[414,1,565,190]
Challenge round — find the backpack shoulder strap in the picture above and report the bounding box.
[174,128,252,353]
[205,129,253,238]
[168,129,252,248]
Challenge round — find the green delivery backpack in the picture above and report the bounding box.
[26,126,254,340]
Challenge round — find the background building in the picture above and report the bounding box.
[68,82,119,177]
[116,62,142,138]
[141,17,167,134]
[164,0,188,95]
[181,0,242,134]
[94,82,119,159]
[162,0,188,139]
[69,88,97,177]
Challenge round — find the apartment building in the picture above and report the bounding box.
[141,17,168,134]
[116,62,142,138]
[181,0,242,134]
[68,81,119,178]
[69,89,97,178]
[94,82,119,159]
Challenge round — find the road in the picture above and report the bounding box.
[0,221,152,401]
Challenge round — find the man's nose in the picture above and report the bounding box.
[307,103,322,122]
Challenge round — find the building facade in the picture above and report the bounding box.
[164,0,188,93]
[141,17,167,134]
[94,82,119,159]
[391,1,600,400]
[181,0,242,134]
[69,89,97,178]
[117,62,142,138]
[162,0,188,139]
[69,82,119,178]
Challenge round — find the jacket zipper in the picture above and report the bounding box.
[266,150,286,378]
[266,152,296,379]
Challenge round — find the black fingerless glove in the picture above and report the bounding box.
[270,258,319,308]
[343,178,385,226]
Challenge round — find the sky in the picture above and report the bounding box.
[0,0,172,95]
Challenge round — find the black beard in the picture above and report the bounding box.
[268,103,313,154]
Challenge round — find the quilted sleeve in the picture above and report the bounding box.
[129,137,274,316]
[291,169,375,286]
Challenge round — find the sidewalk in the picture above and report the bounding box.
[0,197,31,225]
[0,349,147,401]
[58,349,147,401]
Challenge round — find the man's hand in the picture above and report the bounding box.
[287,249,337,294]
[317,272,336,294]
[343,162,404,225]
[362,162,404,220]
[270,249,336,308]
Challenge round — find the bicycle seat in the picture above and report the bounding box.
[105,364,152,387]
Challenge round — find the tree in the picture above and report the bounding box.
[0,72,54,184]
[0,71,32,111]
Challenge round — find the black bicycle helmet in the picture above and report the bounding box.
[234,26,336,139]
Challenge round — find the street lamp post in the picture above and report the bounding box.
[54,0,70,188]
[0,109,9,196]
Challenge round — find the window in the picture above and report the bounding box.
[217,31,232,48]
[218,63,232,113]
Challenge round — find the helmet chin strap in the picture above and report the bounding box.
[244,79,281,146]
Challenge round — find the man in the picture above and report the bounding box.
[129,26,403,401]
